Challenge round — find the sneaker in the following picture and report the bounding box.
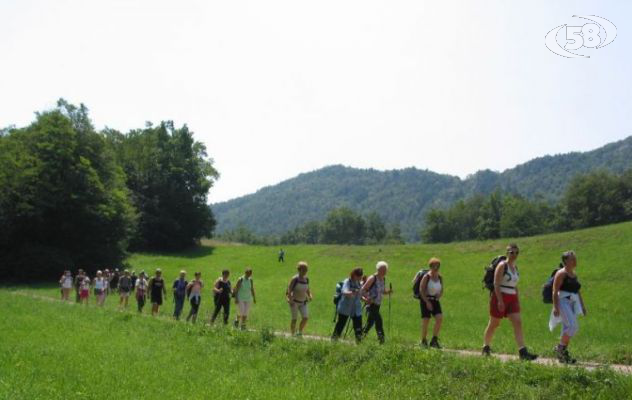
[429,337,442,349]
[519,347,538,361]
[555,346,577,364]
[420,339,429,348]
[295,332,303,338]
[482,345,491,356]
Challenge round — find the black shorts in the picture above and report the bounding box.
[420,298,442,318]
[151,293,163,305]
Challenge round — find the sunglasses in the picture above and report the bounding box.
[431,264,441,269]
[508,250,520,255]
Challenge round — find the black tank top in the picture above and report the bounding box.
[216,280,231,301]
[560,274,581,293]
[151,277,164,296]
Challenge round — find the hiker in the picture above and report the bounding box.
[278,249,285,263]
[130,271,138,292]
[172,270,188,320]
[233,268,256,330]
[110,269,120,295]
[483,244,538,360]
[118,270,133,310]
[418,257,443,348]
[103,269,111,295]
[148,269,167,316]
[59,270,73,301]
[286,261,313,336]
[332,267,364,343]
[74,269,86,302]
[211,270,232,325]
[135,271,148,313]
[550,251,586,364]
[186,272,204,323]
[361,261,392,344]
[93,270,107,306]
[79,275,90,305]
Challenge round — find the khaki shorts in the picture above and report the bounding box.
[290,301,308,319]
[238,300,252,317]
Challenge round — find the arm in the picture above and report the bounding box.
[552,270,566,317]
[307,288,313,301]
[579,291,587,316]
[342,280,355,298]
[419,275,433,310]
[212,279,222,294]
[360,276,375,302]
[251,280,256,304]
[233,278,242,303]
[493,262,506,311]
[286,278,295,303]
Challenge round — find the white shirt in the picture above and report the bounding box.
[499,263,519,295]
[427,277,442,297]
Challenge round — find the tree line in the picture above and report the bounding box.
[0,100,218,280]
[219,207,405,245]
[421,169,632,243]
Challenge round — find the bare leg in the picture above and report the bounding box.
[421,318,430,341]
[507,313,525,349]
[433,315,443,337]
[484,317,501,346]
[299,317,308,334]
[290,319,297,335]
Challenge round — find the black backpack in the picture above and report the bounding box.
[482,255,507,291]
[333,280,345,306]
[412,270,428,299]
[542,266,563,304]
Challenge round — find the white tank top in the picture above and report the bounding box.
[500,263,519,294]
[95,277,106,290]
[61,276,73,289]
[427,277,442,297]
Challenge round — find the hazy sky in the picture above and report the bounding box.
[1,0,631,203]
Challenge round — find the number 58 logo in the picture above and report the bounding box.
[545,15,617,58]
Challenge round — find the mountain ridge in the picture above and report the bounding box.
[212,136,632,240]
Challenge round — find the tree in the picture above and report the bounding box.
[321,207,366,244]
[0,106,136,280]
[107,122,219,250]
[366,212,387,243]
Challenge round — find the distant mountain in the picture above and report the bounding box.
[212,136,632,241]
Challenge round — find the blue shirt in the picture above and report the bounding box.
[337,278,363,317]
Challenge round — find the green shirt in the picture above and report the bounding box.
[237,277,253,302]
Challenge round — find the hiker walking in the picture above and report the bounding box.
[417,257,443,348]
[286,261,313,336]
[148,269,167,316]
[332,267,364,343]
[550,251,586,364]
[93,270,107,306]
[278,249,285,263]
[130,271,138,293]
[172,270,188,320]
[79,274,90,305]
[211,270,232,325]
[135,271,148,313]
[74,269,86,302]
[186,272,204,323]
[233,268,256,330]
[118,269,133,310]
[361,261,392,344]
[482,244,538,360]
[59,270,73,301]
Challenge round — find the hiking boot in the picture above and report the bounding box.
[519,347,538,361]
[233,320,239,328]
[420,339,429,348]
[555,346,577,364]
[482,345,491,356]
[429,336,442,349]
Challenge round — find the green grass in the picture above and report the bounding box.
[11,222,632,366]
[1,291,630,399]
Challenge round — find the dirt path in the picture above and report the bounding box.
[10,290,632,375]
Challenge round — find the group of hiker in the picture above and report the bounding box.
[58,243,586,364]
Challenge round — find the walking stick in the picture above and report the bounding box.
[388,283,392,337]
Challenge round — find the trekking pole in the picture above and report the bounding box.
[388,283,392,338]
[342,316,351,339]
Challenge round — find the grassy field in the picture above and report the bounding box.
[11,221,632,366]
[1,291,631,399]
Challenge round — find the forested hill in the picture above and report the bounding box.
[213,136,632,241]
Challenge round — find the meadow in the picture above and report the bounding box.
[1,291,631,399]
[10,221,632,366]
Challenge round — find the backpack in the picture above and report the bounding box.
[542,267,563,304]
[412,270,427,299]
[288,276,309,295]
[482,255,508,291]
[333,280,345,306]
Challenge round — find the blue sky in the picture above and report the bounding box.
[1,0,630,202]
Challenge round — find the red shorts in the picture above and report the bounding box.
[80,289,89,299]
[490,292,520,318]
